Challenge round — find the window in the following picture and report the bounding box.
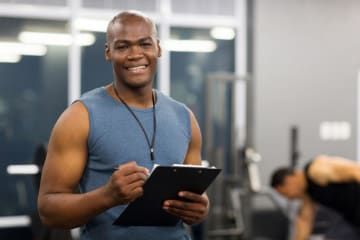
[169,27,235,158]
[0,17,68,235]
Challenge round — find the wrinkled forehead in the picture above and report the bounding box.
[107,15,156,43]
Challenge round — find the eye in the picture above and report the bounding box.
[115,45,128,51]
[140,42,153,48]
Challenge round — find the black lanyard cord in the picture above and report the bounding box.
[112,82,156,161]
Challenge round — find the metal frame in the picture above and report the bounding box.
[204,72,249,239]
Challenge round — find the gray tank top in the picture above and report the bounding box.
[78,87,192,240]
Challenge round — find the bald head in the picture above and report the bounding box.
[106,10,157,44]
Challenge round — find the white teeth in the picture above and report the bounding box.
[128,65,146,71]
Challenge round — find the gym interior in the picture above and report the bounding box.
[1,0,360,239]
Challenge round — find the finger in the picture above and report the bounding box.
[129,186,145,200]
[178,191,207,204]
[164,205,201,217]
[118,176,147,192]
[115,161,137,175]
[163,203,201,223]
[121,186,145,203]
[170,201,205,214]
[125,172,148,185]
[117,180,146,200]
[134,166,150,176]
[112,171,147,189]
[116,162,149,176]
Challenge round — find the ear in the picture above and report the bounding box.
[105,43,111,62]
[157,39,162,57]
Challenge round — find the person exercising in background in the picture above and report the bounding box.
[270,155,360,240]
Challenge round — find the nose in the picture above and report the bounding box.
[127,45,143,60]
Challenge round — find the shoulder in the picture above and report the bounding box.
[309,155,328,170]
[156,90,189,110]
[78,87,109,105]
[156,91,191,120]
[50,101,89,144]
[307,155,334,185]
[63,101,89,121]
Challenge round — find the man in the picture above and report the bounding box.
[271,155,360,240]
[38,10,209,240]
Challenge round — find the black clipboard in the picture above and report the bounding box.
[113,165,221,226]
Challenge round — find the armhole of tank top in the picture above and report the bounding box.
[184,106,192,142]
[78,100,93,150]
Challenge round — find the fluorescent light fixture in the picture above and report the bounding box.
[210,27,236,40]
[0,42,47,56]
[7,164,40,175]
[19,31,96,46]
[75,18,108,32]
[0,54,21,63]
[164,39,217,52]
[319,121,351,141]
[0,216,31,228]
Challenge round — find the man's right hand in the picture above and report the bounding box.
[106,161,149,205]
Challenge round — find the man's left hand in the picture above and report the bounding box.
[163,192,209,225]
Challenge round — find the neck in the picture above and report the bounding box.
[112,82,154,109]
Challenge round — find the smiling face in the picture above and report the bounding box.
[105,13,161,90]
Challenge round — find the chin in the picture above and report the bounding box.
[125,79,152,89]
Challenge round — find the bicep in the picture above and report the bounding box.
[183,110,202,165]
[39,102,89,195]
[182,111,209,205]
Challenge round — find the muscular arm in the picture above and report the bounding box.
[309,155,360,185]
[38,102,148,228]
[163,110,209,225]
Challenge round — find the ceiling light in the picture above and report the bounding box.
[0,216,31,228]
[0,42,47,56]
[7,164,40,175]
[19,31,96,46]
[210,27,236,40]
[164,40,217,52]
[75,18,108,32]
[0,54,22,63]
